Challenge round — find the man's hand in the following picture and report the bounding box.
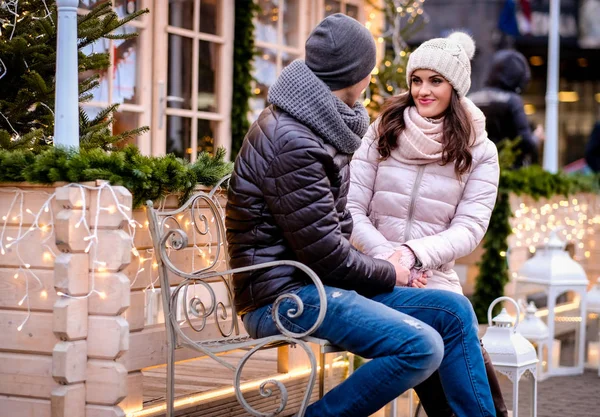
[387,250,411,286]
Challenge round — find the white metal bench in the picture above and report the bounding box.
[146,176,340,417]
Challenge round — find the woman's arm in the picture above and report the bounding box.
[404,141,500,269]
[348,122,396,257]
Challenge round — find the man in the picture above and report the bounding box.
[226,14,495,417]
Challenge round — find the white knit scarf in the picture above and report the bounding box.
[391,96,487,165]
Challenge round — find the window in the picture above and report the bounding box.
[251,0,307,121]
[322,0,361,19]
[152,0,233,161]
[78,0,152,153]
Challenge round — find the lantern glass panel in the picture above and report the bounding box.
[553,290,583,367]
[496,371,537,416]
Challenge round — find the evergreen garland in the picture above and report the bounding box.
[230,0,258,159]
[0,146,232,208]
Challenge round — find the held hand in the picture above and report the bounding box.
[387,251,411,286]
[410,269,431,288]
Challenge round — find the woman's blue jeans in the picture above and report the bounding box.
[242,285,495,417]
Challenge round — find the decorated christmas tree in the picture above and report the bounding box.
[0,0,148,151]
[364,0,429,117]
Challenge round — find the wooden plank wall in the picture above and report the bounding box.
[0,185,61,417]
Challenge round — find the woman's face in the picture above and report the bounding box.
[410,69,453,119]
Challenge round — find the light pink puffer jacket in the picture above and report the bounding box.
[348,103,499,293]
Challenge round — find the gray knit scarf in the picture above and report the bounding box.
[267,60,369,154]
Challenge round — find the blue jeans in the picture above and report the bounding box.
[243,285,495,417]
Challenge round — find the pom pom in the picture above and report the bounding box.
[447,31,475,59]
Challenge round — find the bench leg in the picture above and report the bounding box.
[318,349,326,399]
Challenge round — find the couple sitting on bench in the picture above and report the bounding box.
[226,13,505,417]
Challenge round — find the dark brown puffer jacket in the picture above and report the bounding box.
[226,105,396,315]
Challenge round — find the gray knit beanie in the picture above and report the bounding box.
[305,13,376,91]
[406,32,476,97]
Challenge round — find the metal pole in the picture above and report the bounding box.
[543,0,560,173]
[54,0,80,149]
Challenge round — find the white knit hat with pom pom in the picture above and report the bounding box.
[406,31,476,97]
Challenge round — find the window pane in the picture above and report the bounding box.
[346,3,359,20]
[113,110,141,146]
[168,34,194,110]
[282,0,300,47]
[255,0,279,44]
[80,37,110,106]
[250,82,269,123]
[169,0,194,30]
[80,104,104,122]
[324,0,341,17]
[253,47,278,89]
[198,41,218,112]
[200,0,219,35]
[281,51,298,70]
[113,25,139,105]
[249,46,278,123]
[197,119,216,155]
[166,116,192,160]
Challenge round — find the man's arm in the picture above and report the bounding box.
[262,133,396,294]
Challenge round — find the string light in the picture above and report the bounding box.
[508,193,600,279]
[0,182,138,331]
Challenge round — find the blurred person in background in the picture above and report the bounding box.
[470,49,543,167]
[585,121,600,172]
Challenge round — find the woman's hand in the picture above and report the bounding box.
[410,269,431,288]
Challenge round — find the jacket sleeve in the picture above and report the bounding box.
[262,132,396,294]
[510,94,539,164]
[404,142,500,269]
[347,123,396,257]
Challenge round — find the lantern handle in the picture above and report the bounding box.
[487,296,521,332]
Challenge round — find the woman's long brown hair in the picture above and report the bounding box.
[376,90,474,177]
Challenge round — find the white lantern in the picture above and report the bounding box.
[586,278,600,374]
[516,301,549,379]
[482,297,538,417]
[515,230,588,378]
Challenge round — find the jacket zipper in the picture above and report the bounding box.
[403,165,425,242]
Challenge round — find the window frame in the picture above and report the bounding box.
[77,0,153,154]
[150,0,234,161]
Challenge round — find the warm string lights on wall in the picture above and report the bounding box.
[0,182,139,331]
[132,193,228,329]
[0,188,55,331]
[506,194,600,277]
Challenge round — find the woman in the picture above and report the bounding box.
[348,32,507,416]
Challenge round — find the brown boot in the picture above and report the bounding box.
[413,371,455,417]
[482,345,509,417]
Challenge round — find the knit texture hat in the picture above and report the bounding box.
[305,13,376,91]
[406,32,476,97]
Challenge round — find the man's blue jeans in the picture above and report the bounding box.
[243,285,495,417]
